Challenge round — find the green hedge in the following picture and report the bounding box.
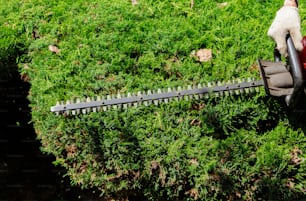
[1,0,306,200]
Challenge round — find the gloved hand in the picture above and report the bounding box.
[267,0,303,57]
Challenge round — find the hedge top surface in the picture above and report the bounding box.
[1,0,306,200]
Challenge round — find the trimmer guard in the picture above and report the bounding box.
[258,60,293,96]
[258,35,305,109]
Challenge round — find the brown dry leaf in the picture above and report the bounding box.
[192,103,205,110]
[217,2,228,8]
[286,178,295,189]
[190,119,201,126]
[32,30,40,39]
[189,158,199,166]
[107,172,124,181]
[185,188,199,200]
[210,173,221,182]
[249,62,259,72]
[106,74,116,82]
[251,185,257,191]
[159,168,166,186]
[90,173,96,181]
[48,45,60,54]
[197,49,212,62]
[20,73,30,82]
[131,0,138,5]
[66,144,78,158]
[79,163,87,174]
[151,160,160,170]
[176,118,184,124]
[23,63,30,69]
[290,146,303,165]
[132,171,140,180]
[191,49,212,62]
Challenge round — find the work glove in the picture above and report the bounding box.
[267,0,303,57]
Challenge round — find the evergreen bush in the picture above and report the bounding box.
[1,0,305,200]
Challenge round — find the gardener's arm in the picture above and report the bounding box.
[267,0,303,57]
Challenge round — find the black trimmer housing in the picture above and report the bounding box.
[258,34,306,109]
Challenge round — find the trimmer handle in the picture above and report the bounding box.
[285,35,305,108]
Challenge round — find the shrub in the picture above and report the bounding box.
[1,0,306,200]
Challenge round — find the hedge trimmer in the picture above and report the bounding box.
[51,35,306,115]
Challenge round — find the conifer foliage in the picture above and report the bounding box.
[1,0,306,200]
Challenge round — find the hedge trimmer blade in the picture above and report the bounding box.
[50,78,263,115]
[50,35,306,115]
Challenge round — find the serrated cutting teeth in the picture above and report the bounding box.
[50,78,264,115]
